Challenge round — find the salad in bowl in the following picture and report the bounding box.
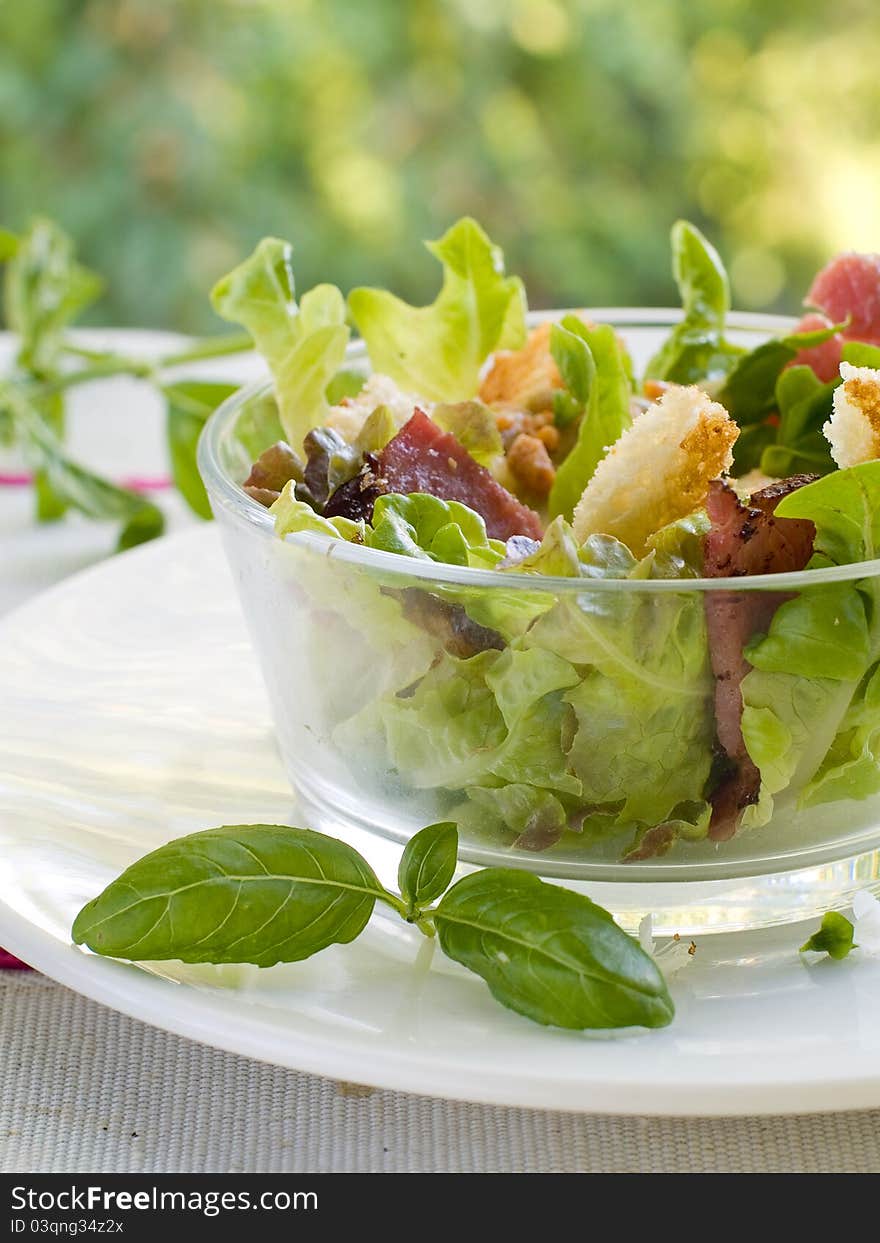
[198,218,880,872]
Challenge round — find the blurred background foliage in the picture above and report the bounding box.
[2,0,879,333]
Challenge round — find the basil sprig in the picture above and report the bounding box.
[73,821,674,1033]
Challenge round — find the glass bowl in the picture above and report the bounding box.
[199,311,880,933]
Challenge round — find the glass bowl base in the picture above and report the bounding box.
[292,773,880,936]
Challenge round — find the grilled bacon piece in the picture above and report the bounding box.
[703,476,817,839]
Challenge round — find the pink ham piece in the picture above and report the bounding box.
[703,477,816,839]
[787,254,880,382]
[807,252,880,344]
[788,312,845,383]
[377,410,543,542]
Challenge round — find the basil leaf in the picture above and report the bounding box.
[799,910,856,960]
[398,822,458,914]
[646,220,743,385]
[434,869,674,1030]
[4,217,102,373]
[73,824,389,966]
[164,380,238,519]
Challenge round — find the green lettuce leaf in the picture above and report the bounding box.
[720,321,843,426]
[645,219,743,385]
[366,492,503,568]
[431,400,504,467]
[211,238,349,447]
[548,319,632,520]
[640,510,709,578]
[841,341,880,369]
[525,580,714,839]
[377,645,580,797]
[740,463,880,821]
[452,784,570,850]
[271,483,365,543]
[348,218,526,403]
[757,365,838,478]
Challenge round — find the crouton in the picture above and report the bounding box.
[506,432,556,495]
[823,362,880,468]
[480,316,595,412]
[479,321,558,411]
[572,385,739,555]
[326,373,423,443]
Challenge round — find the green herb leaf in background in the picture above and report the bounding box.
[434,868,674,1029]
[0,227,19,262]
[348,217,526,403]
[397,821,459,917]
[799,910,856,960]
[645,219,743,385]
[72,824,394,967]
[164,380,238,519]
[13,391,164,550]
[4,217,103,374]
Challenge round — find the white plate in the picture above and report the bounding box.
[2,527,880,1116]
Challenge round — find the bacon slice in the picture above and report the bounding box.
[339,409,542,541]
[703,477,817,839]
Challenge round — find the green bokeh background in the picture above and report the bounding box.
[2,0,878,332]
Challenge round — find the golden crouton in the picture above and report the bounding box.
[506,432,556,496]
[823,362,880,468]
[572,385,739,555]
[479,320,560,411]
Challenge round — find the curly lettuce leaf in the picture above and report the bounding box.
[366,492,504,568]
[525,580,714,837]
[640,510,709,578]
[211,238,349,447]
[271,484,365,543]
[741,464,880,821]
[452,784,570,851]
[548,319,632,521]
[645,219,743,385]
[377,645,580,797]
[348,218,526,403]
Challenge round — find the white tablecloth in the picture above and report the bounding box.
[2,338,879,1173]
[2,973,879,1173]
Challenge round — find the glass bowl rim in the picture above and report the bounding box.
[198,307,880,594]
